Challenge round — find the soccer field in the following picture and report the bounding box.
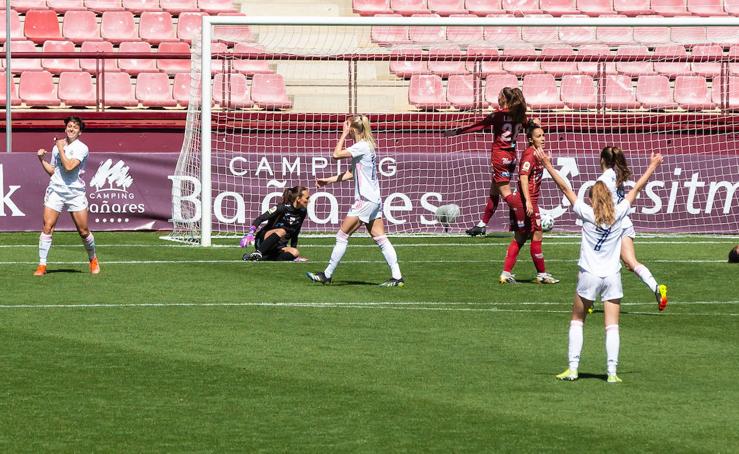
[1,232,737,451]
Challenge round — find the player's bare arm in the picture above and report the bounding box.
[625,152,663,205]
[37,148,55,176]
[317,170,353,188]
[519,174,533,215]
[535,149,577,206]
[55,138,81,172]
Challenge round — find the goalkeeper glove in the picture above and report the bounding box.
[240,226,256,248]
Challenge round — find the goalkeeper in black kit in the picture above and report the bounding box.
[241,186,310,262]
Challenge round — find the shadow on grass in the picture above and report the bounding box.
[577,372,609,381]
[46,269,82,274]
[331,280,380,286]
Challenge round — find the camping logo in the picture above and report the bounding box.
[88,159,145,224]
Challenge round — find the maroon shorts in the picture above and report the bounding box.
[509,203,542,233]
[491,150,517,184]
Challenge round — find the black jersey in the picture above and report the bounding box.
[251,204,307,247]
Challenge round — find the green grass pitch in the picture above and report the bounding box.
[1,231,737,452]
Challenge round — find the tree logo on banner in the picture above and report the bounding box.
[88,159,144,225]
[90,159,134,192]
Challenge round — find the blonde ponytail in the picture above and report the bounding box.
[591,181,616,226]
[349,115,377,150]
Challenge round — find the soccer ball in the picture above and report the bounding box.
[540,212,555,232]
[435,204,460,226]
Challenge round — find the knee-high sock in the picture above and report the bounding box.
[39,233,53,265]
[257,233,281,255]
[606,324,620,376]
[82,233,96,260]
[480,195,499,225]
[324,230,349,278]
[530,240,546,273]
[503,239,523,273]
[504,194,526,229]
[633,264,658,293]
[568,320,584,371]
[374,235,402,279]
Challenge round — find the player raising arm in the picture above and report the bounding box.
[306,115,404,287]
[535,148,663,383]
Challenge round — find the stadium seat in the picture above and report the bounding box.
[391,0,430,15]
[139,11,178,44]
[389,47,428,78]
[62,10,101,44]
[605,74,640,109]
[101,71,138,107]
[466,45,504,75]
[12,0,47,13]
[24,9,62,44]
[540,0,578,16]
[118,41,157,75]
[198,0,238,14]
[501,0,539,14]
[58,71,97,106]
[9,41,42,72]
[540,45,578,76]
[172,72,192,106]
[177,11,207,43]
[726,0,739,15]
[428,0,467,15]
[615,45,653,76]
[19,70,61,106]
[653,45,692,77]
[157,41,191,73]
[446,74,479,110]
[687,0,727,16]
[0,10,24,43]
[213,13,254,44]
[100,11,138,44]
[42,40,80,74]
[671,27,707,45]
[232,43,273,75]
[84,0,125,11]
[577,45,614,76]
[501,46,541,75]
[558,14,596,45]
[637,75,677,109]
[0,72,22,106]
[613,0,650,16]
[482,14,522,45]
[632,16,672,45]
[446,14,484,42]
[523,73,564,109]
[465,0,504,16]
[674,75,715,110]
[48,0,86,12]
[251,73,292,110]
[577,0,614,16]
[706,27,739,46]
[596,15,634,46]
[561,74,597,109]
[428,45,468,77]
[691,44,723,77]
[370,14,410,45]
[409,14,446,43]
[408,74,449,109]
[208,41,228,73]
[484,73,519,106]
[136,72,177,107]
[213,72,252,108]
[731,45,739,75]
[711,76,739,111]
[651,0,689,16]
[353,0,392,15]
[122,0,162,13]
[80,40,118,72]
[522,14,558,43]
[159,0,199,15]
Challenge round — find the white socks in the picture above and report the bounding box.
[633,264,658,293]
[567,320,584,371]
[566,321,621,376]
[373,235,402,280]
[606,324,620,376]
[324,230,349,279]
[82,233,96,260]
[39,233,52,265]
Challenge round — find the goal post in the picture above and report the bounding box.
[169,15,739,245]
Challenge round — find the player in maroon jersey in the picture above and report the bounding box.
[499,125,559,284]
[445,87,533,237]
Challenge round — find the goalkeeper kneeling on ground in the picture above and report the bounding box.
[241,186,310,262]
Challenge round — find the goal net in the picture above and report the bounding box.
[169,16,739,245]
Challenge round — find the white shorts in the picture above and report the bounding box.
[44,186,88,212]
[347,199,382,223]
[576,268,623,302]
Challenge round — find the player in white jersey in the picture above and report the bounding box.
[598,146,668,311]
[34,116,99,276]
[536,148,663,384]
[306,115,404,287]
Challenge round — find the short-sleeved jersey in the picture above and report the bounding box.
[572,199,631,277]
[347,140,382,204]
[489,109,526,159]
[517,146,544,204]
[49,139,89,192]
[251,203,307,248]
[597,168,634,230]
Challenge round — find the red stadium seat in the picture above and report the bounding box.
[615,45,653,76]
[0,10,23,43]
[409,14,446,43]
[632,16,671,45]
[428,0,467,15]
[19,70,61,106]
[62,10,101,44]
[637,75,677,109]
[172,72,192,106]
[391,0,430,15]
[208,41,228,73]
[58,71,97,106]
[9,41,42,72]
[687,0,727,16]
[522,14,558,43]
[157,41,191,73]
[466,45,504,75]
[24,9,62,44]
[80,40,118,72]
[213,72,252,108]
[353,0,392,15]
[671,27,707,45]
[446,14,484,42]
[501,46,541,75]
[605,74,640,109]
[118,41,157,75]
[540,0,579,16]
[213,13,254,44]
[726,0,739,15]
[523,73,564,109]
[48,0,86,12]
[408,74,449,109]
[731,45,739,75]
[691,44,723,77]
[428,45,467,77]
[370,14,410,45]
[136,72,177,107]
[484,73,519,106]
[101,71,138,107]
[577,45,615,76]
[198,0,238,14]
[139,11,178,44]
[706,27,739,46]
[122,0,162,13]
[42,40,80,74]
[501,0,539,14]
[577,0,614,16]
[558,14,596,45]
[0,72,22,106]
[232,43,273,75]
[447,74,479,110]
[561,74,598,109]
[177,12,207,43]
[465,0,504,15]
[12,0,47,13]
[100,11,137,44]
[674,75,715,110]
[483,14,522,45]
[84,0,124,11]
[596,15,634,46]
[651,0,688,16]
[653,45,691,77]
[711,76,739,111]
[540,45,578,76]
[159,0,199,15]
[251,73,292,110]
[613,0,650,16]
[389,47,428,78]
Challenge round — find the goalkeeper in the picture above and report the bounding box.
[241,186,310,262]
